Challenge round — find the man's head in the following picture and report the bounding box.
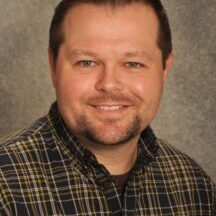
[48,0,173,146]
[49,0,172,68]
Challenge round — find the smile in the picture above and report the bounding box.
[96,105,123,111]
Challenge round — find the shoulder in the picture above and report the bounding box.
[152,139,216,212]
[155,138,212,179]
[156,139,209,172]
[0,116,50,147]
[0,115,53,166]
[155,138,216,195]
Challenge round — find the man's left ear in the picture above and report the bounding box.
[163,51,173,80]
[48,48,57,89]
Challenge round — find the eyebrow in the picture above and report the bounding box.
[69,49,98,58]
[123,51,153,61]
[69,49,153,61]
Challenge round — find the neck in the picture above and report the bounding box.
[79,135,140,175]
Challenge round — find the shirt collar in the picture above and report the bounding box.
[48,101,159,168]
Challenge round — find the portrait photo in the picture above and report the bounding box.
[0,0,215,215]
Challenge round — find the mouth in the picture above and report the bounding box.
[95,105,124,111]
[86,103,134,122]
[89,104,131,115]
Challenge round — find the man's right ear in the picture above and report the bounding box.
[48,48,57,89]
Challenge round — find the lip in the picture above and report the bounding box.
[89,104,130,115]
[89,102,131,106]
[94,105,127,110]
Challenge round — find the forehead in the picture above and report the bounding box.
[59,2,161,60]
[62,2,159,38]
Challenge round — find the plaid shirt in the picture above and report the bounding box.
[0,102,215,216]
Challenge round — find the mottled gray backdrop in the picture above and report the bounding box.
[0,0,215,181]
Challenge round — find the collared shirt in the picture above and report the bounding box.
[0,102,215,216]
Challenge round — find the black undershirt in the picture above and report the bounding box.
[112,172,130,196]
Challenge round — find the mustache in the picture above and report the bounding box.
[86,94,136,104]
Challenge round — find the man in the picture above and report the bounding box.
[0,0,215,215]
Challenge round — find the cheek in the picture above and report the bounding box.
[128,75,164,103]
[56,73,95,104]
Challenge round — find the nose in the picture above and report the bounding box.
[95,65,124,93]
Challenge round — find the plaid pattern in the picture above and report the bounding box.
[0,102,215,216]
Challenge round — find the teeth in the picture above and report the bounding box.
[97,106,123,111]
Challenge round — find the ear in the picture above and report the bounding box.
[48,48,57,89]
[163,51,173,80]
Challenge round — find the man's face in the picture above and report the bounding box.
[49,3,172,146]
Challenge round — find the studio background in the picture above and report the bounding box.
[0,0,215,182]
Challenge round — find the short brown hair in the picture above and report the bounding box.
[49,0,172,68]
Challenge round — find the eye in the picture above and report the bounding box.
[126,62,144,68]
[77,60,96,68]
